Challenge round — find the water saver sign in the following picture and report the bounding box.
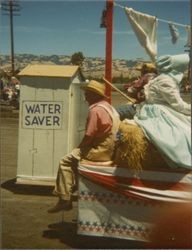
[22,101,63,129]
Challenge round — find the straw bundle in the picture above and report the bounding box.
[113,121,168,172]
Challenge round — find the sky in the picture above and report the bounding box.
[0,0,191,61]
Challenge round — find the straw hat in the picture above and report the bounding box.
[135,63,157,73]
[81,80,107,98]
[143,63,156,72]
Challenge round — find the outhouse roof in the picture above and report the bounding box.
[18,64,79,78]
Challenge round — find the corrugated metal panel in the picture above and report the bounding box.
[18,64,79,78]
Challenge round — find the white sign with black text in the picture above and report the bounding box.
[22,101,63,129]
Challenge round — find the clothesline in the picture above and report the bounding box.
[114,2,189,28]
[158,18,188,28]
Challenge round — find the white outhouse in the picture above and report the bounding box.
[17,64,88,185]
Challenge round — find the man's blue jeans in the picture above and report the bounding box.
[116,104,136,120]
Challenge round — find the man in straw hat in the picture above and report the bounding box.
[48,80,120,213]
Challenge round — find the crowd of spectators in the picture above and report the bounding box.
[0,72,20,109]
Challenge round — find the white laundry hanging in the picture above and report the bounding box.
[124,7,158,62]
[168,23,179,44]
[185,25,191,47]
[115,2,190,59]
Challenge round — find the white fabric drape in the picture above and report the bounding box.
[185,25,191,47]
[125,7,158,62]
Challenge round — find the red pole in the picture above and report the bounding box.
[104,0,113,103]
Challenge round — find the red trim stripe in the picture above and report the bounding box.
[80,162,191,174]
[79,169,191,202]
[80,170,191,191]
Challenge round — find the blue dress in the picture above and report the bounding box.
[134,103,191,169]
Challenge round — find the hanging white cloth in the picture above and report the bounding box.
[168,23,179,44]
[185,25,191,47]
[124,7,158,62]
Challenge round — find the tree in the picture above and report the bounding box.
[71,52,85,66]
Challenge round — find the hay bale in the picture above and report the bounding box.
[113,121,168,172]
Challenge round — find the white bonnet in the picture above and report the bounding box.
[156,54,189,84]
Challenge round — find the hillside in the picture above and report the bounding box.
[0,54,149,80]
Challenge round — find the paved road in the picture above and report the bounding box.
[1,92,190,249]
[0,104,148,249]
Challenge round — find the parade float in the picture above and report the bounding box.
[76,0,192,244]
